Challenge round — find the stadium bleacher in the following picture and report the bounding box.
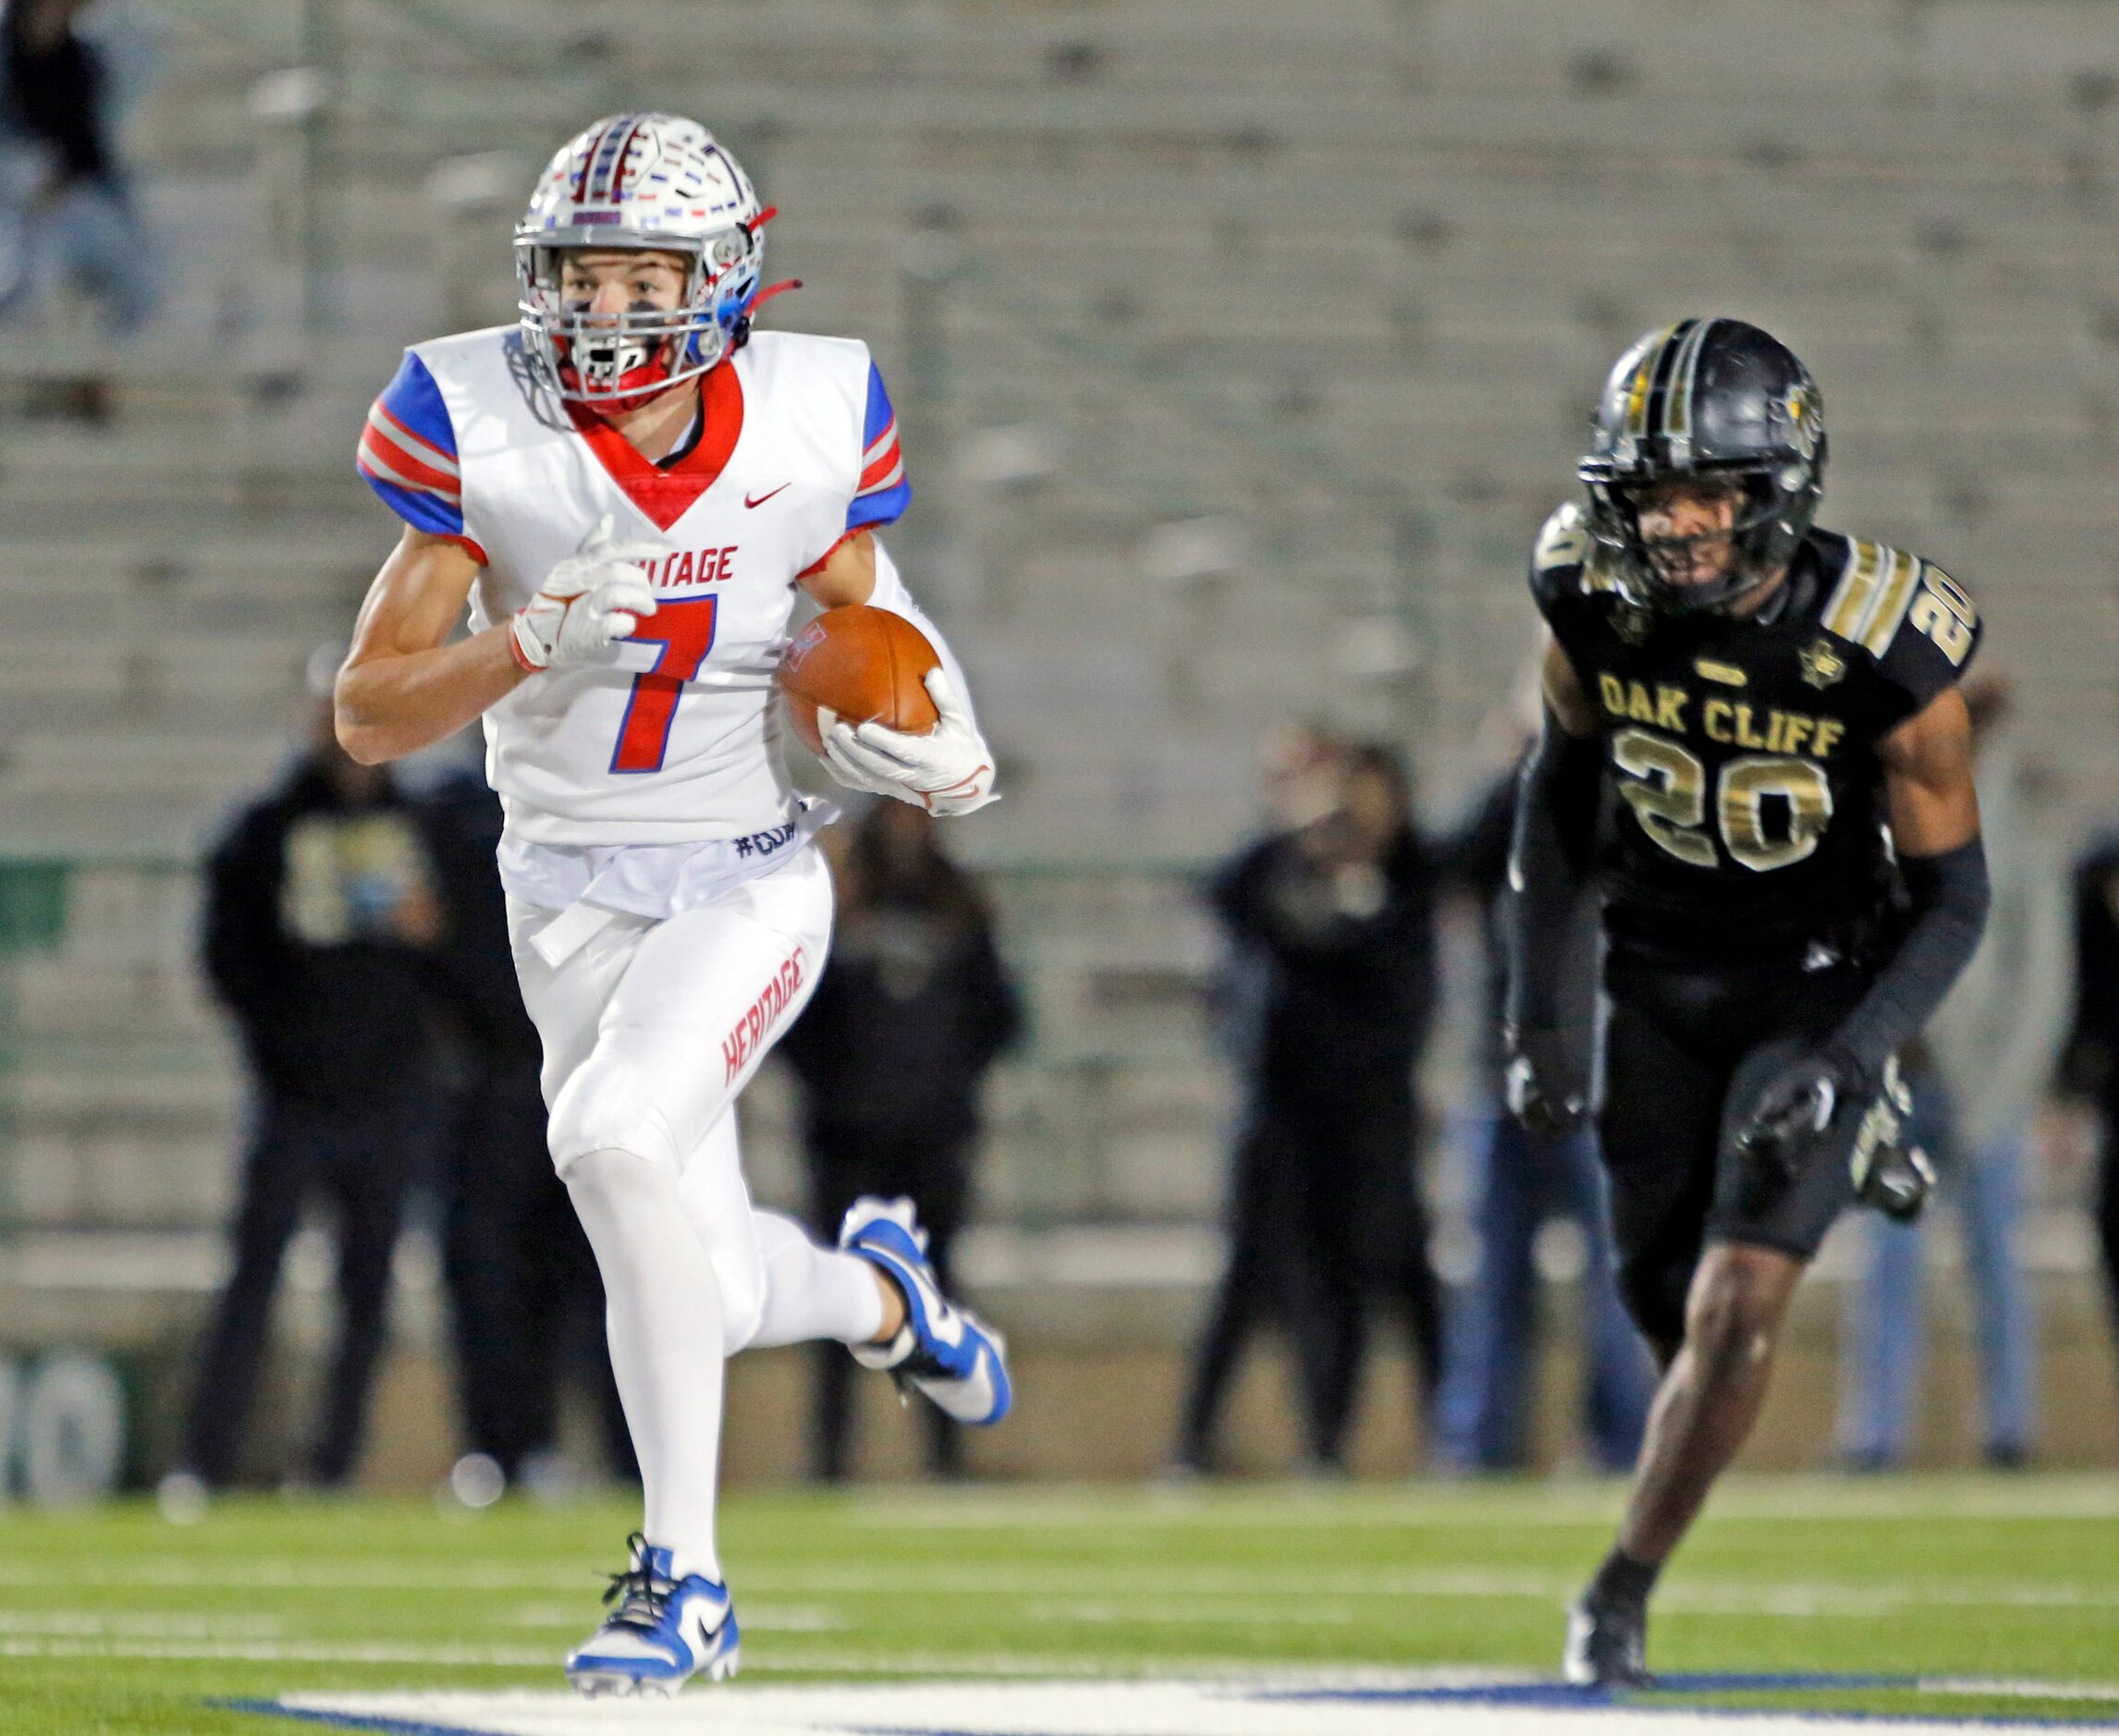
[2,0,2115,1478]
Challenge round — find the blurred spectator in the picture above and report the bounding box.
[1432,757,1654,1474]
[1200,724,1349,1066]
[2058,826,2119,1387]
[1174,740,1444,1474]
[1175,725,1347,1473]
[779,801,1021,1481]
[169,681,438,1492]
[0,0,161,422]
[1839,675,2066,1469]
[414,762,633,1498]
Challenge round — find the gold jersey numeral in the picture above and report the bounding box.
[1611,728,1835,874]
[1611,727,1717,868]
[1907,568,1977,667]
[1719,754,1834,872]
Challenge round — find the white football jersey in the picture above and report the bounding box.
[358,326,909,845]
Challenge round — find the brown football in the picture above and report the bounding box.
[777,605,941,758]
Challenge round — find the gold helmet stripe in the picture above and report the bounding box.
[1662,317,1716,446]
[1623,323,1685,439]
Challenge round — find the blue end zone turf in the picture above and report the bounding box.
[220,1703,496,1736]
[1271,1671,1921,1702]
[225,1678,2119,1733]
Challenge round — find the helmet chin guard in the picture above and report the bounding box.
[1577,318,1828,616]
[515,114,769,406]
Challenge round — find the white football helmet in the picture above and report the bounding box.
[515,114,768,404]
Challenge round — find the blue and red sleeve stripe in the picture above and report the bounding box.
[845,361,910,532]
[356,352,485,559]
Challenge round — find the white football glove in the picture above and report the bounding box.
[509,513,664,672]
[822,667,999,816]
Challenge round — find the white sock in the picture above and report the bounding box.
[745,1210,888,1351]
[566,1147,725,1584]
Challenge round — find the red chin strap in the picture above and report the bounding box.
[748,277,803,314]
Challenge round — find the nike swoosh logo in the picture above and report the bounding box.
[744,483,790,508]
[906,1263,966,1348]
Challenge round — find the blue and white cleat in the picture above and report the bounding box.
[840,1196,1012,1426]
[565,1533,740,1697]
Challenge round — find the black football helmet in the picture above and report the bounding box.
[1578,318,1826,615]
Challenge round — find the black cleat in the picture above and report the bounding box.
[1563,1593,1652,1688]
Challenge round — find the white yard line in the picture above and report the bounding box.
[0,1559,598,1591]
[504,1604,842,1632]
[7,1563,2119,1616]
[845,1475,2119,1530]
[746,1564,1576,1599]
[269,1679,2119,1735]
[0,1609,286,1637]
[1921,1676,2119,1703]
[0,1637,557,1665]
[0,1638,1391,1678]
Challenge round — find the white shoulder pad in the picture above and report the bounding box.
[741,328,871,394]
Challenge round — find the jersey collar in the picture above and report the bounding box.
[564,359,744,532]
[1758,540,1824,627]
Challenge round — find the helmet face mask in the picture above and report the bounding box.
[1585,467,1792,615]
[514,115,766,406]
[517,232,757,404]
[1578,319,1827,617]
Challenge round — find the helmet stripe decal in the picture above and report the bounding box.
[1663,317,1717,447]
[701,144,750,220]
[579,113,637,203]
[571,117,618,202]
[599,116,647,202]
[1857,548,1922,654]
[1623,324,1684,438]
[1643,318,1697,446]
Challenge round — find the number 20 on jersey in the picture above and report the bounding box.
[1611,727,1833,874]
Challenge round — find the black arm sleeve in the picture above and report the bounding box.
[1501,713,1600,1035]
[1827,836,1991,1088]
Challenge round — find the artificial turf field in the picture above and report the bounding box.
[5,1476,2119,1733]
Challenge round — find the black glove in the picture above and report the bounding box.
[1503,1025,1586,1142]
[1727,1045,1865,1214]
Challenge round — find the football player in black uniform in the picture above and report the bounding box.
[1503,319,1990,1685]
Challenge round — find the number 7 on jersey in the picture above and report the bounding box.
[610,596,718,775]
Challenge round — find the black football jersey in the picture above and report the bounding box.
[1527,500,1981,956]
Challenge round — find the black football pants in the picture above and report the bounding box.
[1596,944,1871,1351]
[438,1056,632,1483]
[1179,1075,1442,1469]
[183,1091,428,1486]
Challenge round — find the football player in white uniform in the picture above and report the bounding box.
[335,114,1011,1697]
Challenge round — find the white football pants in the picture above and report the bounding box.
[508,845,885,1583]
